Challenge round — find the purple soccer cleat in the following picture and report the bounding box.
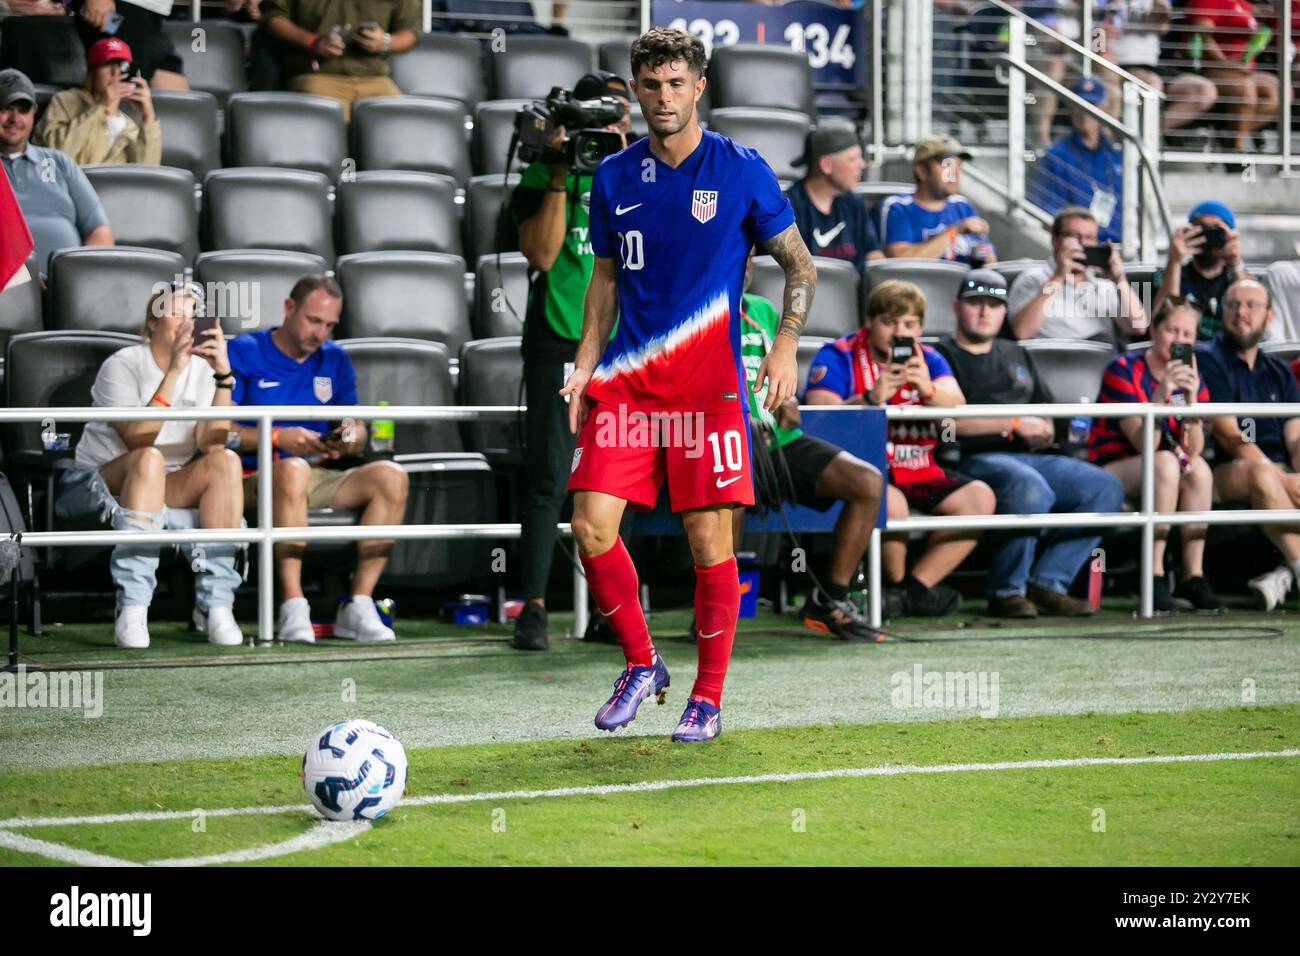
[594,654,670,732]
[671,697,722,743]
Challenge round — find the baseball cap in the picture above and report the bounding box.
[1188,199,1236,230]
[958,268,1009,302]
[793,120,860,168]
[913,133,972,165]
[0,69,35,109]
[1072,76,1106,107]
[87,38,134,69]
[574,71,629,101]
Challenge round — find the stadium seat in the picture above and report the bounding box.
[597,38,633,79]
[863,259,972,337]
[705,108,812,181]
[709,44,815,118]
[335,252,472,350]
[162,21,248,106]
[336,338,463,454]
[488,35,593,100]
[202,168,334,261]
[472,100,532,176]
[464,173,521,265]
[151,90,222,179]
[473,253,529,339]
[1120,263,1161,296]
[796,336,833,395]
[986,257,1043,287]
[47,247,187,335]
[850,181,913,204]
[335,171,462,257]
[351,96,472,182]
[1020,339,1116,404]
[748,256,860,339]
[194,249,328,334]
[458,336,525,466]
[0,258,42,393]
[1266,260,1300,341]
[389,31,485,109]
[0,16,85,87]
[1261,340,1300,365]
[225,92,347,179]
[83,165,199,264]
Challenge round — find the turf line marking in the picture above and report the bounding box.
[0,830,136,867]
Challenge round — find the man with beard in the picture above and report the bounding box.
[1198,279,1300,610]
[1154,200,1252,340]
[879,134,996,266]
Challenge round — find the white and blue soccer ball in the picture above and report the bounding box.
[302,720,408,821]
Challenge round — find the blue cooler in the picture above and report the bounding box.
[737,552,760,619]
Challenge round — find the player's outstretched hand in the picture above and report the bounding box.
[560,366,593,435]
[755,339,798,412]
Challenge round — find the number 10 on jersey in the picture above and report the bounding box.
[618,230,644,271]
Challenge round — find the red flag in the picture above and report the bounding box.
[0,168,34,290]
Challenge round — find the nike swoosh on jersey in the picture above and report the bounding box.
[257,380,281,388]
[716,475,743,488]
[698,629,723,640]
[812,222,847,247]
[614,203,643,216]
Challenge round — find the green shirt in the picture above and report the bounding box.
[741,292,801,450]
[262,0,422,77]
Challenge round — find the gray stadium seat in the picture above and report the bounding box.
[597,38,632,80]
[336,171,462,257]
[863,259,972,337]
[0,16,85,87]
[194,249,328,335]
[389,32,485,109]
[337,338,463,454]
[472,100,532,176]
[1266,260,1300,341]
[1020,339,1116,404]
[47,247,187,335]
[151,90,222,179]
[709,44,815,118]
[83,165,199,264]
[163,20,246,106]
[203,168,334,261]
[335,251,471,350]
[0,258,42,393]
[985,257,1042,288]
[458,336,525,466]
[1261,340,1300,366]
[748,256,859,339]
[850,181,913,204]
[489,36,593,100]
[225,92,347,179]
[474,252,529,339]
[705,108,812,181]
[465,173,521,265]
[351,96,471,182]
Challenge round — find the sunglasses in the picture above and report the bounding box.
[1,100,35,115]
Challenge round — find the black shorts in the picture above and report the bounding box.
[895,467,973,513]
[75,5,184,80]
[773,434,844,512]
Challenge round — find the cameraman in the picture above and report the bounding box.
[509,71,630,652]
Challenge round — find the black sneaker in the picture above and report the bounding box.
[905,581,962,617]
[511,603,549,651]
[1152,576,1175,615]
[883,587,909,621]
[583,613,619,644]
[1176,575,1225,614]
[797,595,883,643]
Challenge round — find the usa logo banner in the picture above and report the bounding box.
[691,190,718,224]
[313,376,333,403]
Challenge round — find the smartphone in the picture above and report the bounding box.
[1170,342,1194,365]
[1082,244,1112,269]
[358,19,381,32]
[190,314,218,350]
[891,336,916,366]
[1199,225,1228,250]
[322,427,345,443]
[104,10,124,35]
[118,61,141,83]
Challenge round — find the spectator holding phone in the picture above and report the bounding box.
[1154,200,1251,339]
[805,279,996,617]
[1088,299,1222,613]
[1007,206,1145,345]
[38,39,160,167]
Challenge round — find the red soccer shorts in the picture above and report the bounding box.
[568,400,755,512]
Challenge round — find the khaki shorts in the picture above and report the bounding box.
[243,466,354,511]
[288,74,400,120]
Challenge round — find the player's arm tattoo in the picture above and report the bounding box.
[761,224,816,344]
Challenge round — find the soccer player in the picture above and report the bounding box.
[560,28,815,743]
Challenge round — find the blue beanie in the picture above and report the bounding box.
[1188,200,1236,230]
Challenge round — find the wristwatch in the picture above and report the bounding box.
[381,32,391,54]
[224,430,241,451]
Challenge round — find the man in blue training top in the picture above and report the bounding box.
[227,274,410,644]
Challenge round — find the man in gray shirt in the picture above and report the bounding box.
[1,69,113,272]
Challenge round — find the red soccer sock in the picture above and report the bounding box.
[691,556,740,707]
[580,537,655,668]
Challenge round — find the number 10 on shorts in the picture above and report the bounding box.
[707,429,743,473]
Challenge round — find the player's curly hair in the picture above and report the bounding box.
[630,28,707,80]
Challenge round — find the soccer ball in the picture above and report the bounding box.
[302,719,408,821]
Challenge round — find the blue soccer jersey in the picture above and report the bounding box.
[228,330,359,468]
[586,130,795,414]
[877,193,993,266]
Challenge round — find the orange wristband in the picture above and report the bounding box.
[924,384,937,401]
[1011,417,1020,432]
[151,394,170,408]
[271,427,281,449]
[303,32,319,52]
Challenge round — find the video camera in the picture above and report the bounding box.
[514,86,626,174]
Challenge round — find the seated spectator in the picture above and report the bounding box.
[787,120,883,271]
[228,274,410,643]
[1028,77,1123,245]
[805,279,996,617]
[37,39,161,167]
[261,0,422,120]
[879,134,997,266]
[739,255,885,639]
[55,284,245,649]
[1154,200,1251,339]
[1088,299,1222,613]
[1199,278,1300,611]
[73,0,189,90]
[0,69,114,272]
[937,269,1125,618]
[1186,0,1280,151]
[1007,206,1145,344]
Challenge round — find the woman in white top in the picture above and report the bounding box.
[58,284,246,648]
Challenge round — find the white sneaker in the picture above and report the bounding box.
[277,597,316,644]
[114,603,150,649]
[333,595,396,642]
[194,605,243,646]
[1247,565,1293,611]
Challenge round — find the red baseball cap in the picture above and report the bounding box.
[87,38,134,69]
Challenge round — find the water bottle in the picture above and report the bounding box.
[370,401,395,454]
[1068,396,1091,448]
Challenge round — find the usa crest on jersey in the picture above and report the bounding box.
[691,190,718,224]
[314,376,332,402]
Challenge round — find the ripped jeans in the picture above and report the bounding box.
[55,466,244,610]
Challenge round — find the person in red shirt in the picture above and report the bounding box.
[1186,0,1280,150]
